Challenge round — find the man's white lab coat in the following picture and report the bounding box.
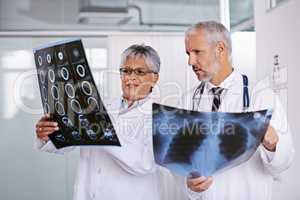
[36,95,160,200]
[175,70,295,200]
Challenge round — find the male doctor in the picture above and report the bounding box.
[35,44,161,200]
[179,21,295,200]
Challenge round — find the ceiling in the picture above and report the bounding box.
[0,0,254,32]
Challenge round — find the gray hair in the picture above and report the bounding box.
[120,44,161,73]
[185,21,232,55]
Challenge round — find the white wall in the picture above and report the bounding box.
[254,0,300,199]
[231,32,256,82]
[105,31,256,104]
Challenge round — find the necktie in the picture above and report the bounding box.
[211,87,224,111]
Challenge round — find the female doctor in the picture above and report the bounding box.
[35,44,161,200]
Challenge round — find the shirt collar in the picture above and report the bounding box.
[205,69,239,92]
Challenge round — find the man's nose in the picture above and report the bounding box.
[188,54,196,66]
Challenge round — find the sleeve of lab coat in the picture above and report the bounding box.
[259,94,295,176]
[105,139,157,176]
[103,115,157,176]
[172,174,205,200]
[252,86,295,176]
[106,133,156,175]
[35,138,75,155]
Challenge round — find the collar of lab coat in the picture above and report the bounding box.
[119,94,152,115]
[104,89,160,118]
[205,69,240,92]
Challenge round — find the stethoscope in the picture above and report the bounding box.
[192,74,250,112]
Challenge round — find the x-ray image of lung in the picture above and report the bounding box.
[152,103,272,177]
[33,38,120,149]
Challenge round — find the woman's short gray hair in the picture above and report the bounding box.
[120,44,161,73]
[185,21,232,55]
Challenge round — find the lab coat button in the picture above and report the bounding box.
[97,168,101,174]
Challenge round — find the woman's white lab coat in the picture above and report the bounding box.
[36,95,160,200]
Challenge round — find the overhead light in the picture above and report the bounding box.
[79,11,132,25]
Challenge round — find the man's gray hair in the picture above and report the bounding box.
[185,21,232,55]
[120,44,161,73]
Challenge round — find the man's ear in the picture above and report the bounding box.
[216,41,226,57]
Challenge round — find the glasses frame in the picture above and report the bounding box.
[119,67,158,76]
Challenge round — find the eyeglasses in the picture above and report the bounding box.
[119,67,157,76]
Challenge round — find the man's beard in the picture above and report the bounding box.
[197,61,220,83]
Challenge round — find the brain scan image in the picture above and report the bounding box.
[33,38,120,148]
[152,103,272,177]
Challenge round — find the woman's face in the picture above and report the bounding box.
[120,56,159,102]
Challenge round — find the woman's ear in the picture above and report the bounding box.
[151,73,159,86]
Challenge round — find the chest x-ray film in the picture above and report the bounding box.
[33,38,120,149]
[152,103,272,177]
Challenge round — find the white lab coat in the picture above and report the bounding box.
[175,70,295,200]
[36,94,161,200]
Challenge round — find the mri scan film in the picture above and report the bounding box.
[34,38,120,149]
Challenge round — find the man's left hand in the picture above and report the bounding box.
[262,125,279,152]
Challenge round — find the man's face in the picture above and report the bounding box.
[185,30,220,82]
[120,57,158,101]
